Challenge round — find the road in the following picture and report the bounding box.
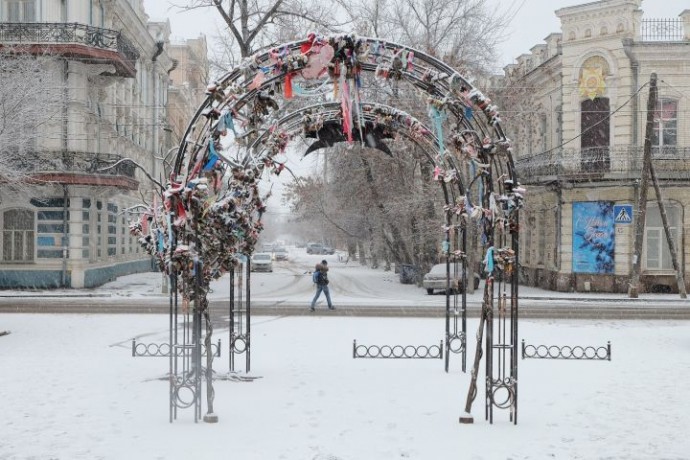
[1,248,689,319]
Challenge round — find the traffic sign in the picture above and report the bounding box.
[613,205,633,224]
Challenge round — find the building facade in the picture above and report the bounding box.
[492,0,690,293]
[166,35,208,150]
[0,0,205,288]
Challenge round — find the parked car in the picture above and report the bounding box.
[422,263,480,294]
[322,246,335,255]
[250,252,273,272]
[306,243,324,254]
[273,246,288,261]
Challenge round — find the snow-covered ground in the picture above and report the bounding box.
[1,246,689,459]
[1,313,688,459]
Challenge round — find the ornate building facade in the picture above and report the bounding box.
[492,0,690,293]
[0,0,206,288]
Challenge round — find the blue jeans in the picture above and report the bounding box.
[311,284,333,309]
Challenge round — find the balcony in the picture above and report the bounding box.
[0,23,139,77]
[640,18,685,42]
[15,151,139,190]
[515,146,690,184]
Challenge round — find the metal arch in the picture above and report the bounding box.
[144,32,524,426]
[173,35,509,177]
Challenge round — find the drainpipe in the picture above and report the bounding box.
[152,41,164,184]
[62,185,69,287]
[622,39,639,146]
[62,59,69,287]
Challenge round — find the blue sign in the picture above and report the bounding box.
[613,205,633,224]
[572,201,615,274]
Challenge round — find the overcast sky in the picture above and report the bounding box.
[144,0,684,72]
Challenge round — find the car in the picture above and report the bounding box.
[250,252,273,272]
[273,246,288,261]
[422,263,480,295]
[322,246,335,255]
[306,243,324,254]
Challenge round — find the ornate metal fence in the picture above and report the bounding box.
[132,339,221,358]
[522,340,611,361]
[353,340,443,359]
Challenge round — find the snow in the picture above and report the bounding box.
[1,246,689,459]
[1,314,689,459]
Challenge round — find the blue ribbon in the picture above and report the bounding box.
[442,240,450,253]
[484,246,494,273]
[429,105,446,156]
[203,140,219,172]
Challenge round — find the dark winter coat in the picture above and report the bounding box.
[314,264,329,286]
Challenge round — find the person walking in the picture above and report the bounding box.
[310,260,335,311]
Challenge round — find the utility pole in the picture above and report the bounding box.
[649,161,687,298]
[629,73,657,298]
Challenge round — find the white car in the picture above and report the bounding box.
[273,247,288,261]
[250,252,273,272]
[422,263,479,295]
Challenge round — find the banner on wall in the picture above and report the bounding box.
[572,201,615,274]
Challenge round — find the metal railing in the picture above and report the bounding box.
[641,18,685,42]
[12,150,137,179]
[515,146,690,183]
[0,22,139,63]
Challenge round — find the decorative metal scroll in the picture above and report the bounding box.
[522,340,611,361]
[128,33,521,423]
[229,260,251,372]
[353,340,443,359]
[131,339,221,358]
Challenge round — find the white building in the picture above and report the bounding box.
[0,0,203,288]
[492,0,690,293]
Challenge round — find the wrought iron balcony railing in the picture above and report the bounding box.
[12,151,138,188]
[515,146,690,183]
[641,18,685,42]
[0,22,139,76]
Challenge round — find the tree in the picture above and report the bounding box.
[0,50,65,187]
[338,0,516,76]
[173,0,342,73]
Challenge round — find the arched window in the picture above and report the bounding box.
[2,209,35,262]
[644,204,681,271]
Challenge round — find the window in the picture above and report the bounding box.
[653,99,677,152]
[34,198,68,259]
[2,209,34,262]
[581,97,610,172]
[645,204,680,270]
[5,0,36,21]
[107,202,118,256]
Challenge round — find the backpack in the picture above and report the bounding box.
[312,271,319,284]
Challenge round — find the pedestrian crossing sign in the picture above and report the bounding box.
[613,205,633,224]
